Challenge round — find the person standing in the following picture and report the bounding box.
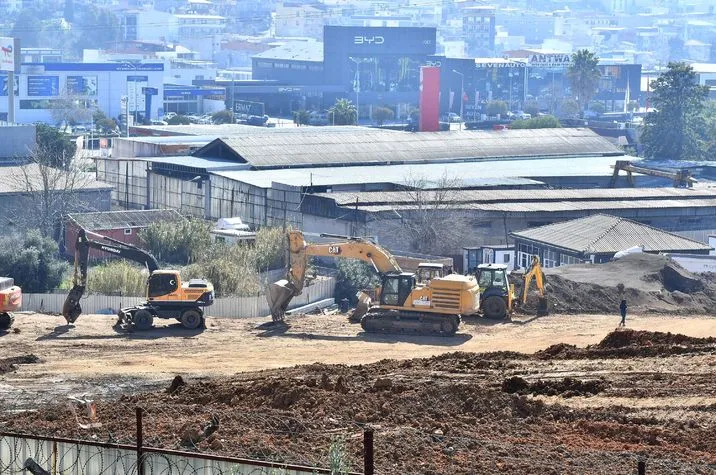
[619,299,627,327]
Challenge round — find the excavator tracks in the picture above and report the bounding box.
[360,310,460,337]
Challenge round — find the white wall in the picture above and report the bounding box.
[669,254,716,273]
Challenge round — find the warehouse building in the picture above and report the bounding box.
[509,214,712,268]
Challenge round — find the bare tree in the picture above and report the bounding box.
[8,143,100,237]
[380,172,472,256]
[50,88,93,132]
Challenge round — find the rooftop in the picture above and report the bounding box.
[194,128,622,169]
[0,164,112,194]
[252,40,324,63]
[509,214,712,254]
[67,209,184,231]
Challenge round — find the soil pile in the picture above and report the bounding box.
[2,332,716,474]
[0,355,39,375]
[517,253,716,315]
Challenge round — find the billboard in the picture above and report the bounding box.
[324,26,436,56]
[66,75,98,96]
[127,75,148,113]
[527,53,572,68]
[233,100,265,116]
[0,74,18,96]
[27,76,60,96]
[419,66,440,132]
[0,37,19,72]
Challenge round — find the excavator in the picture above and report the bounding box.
[0,277,21,330]
[474,255,548,319]
[267,231,482,336]
[62,228,214,330]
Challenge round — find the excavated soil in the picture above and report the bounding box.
[2,330,716,474]
[517,254,716,316]
[0,354,38,375]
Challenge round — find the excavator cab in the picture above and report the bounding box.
[416,263,447,285]
[379,273,415,307]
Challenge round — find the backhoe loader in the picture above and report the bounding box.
[63,228,214,330]
[474,255,548,319]
[267,232,481,336]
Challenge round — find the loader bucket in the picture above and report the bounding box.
[266,279,297,322]
[349,291,372,322]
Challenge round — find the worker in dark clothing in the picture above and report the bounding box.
[619,299,627,327]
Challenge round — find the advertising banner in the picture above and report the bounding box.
[419,66,440,132]
[0,74,18,96]
[66,76,98,96]
[233,100,265,116]
[127,75,148,113]
[0,37,19,72]
[27,76,60,96]
[527,53,572,68]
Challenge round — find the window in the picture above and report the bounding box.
[517,242,539,269]
[124,228,133,235]
[560,254,584,265]
[543,249,558,268]
[148,273,178,298]
[502,253,510,263]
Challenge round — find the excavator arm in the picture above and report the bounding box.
[62,228,160,324]
[522,255,548,316]
[267,231,401,322]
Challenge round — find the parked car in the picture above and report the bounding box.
[447,113,462,123]
[247,115,269,126]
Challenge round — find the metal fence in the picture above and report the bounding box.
[19,277,335,319]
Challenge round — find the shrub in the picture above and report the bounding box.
[334,259,380,304]
[139,218,212,265]
[0,230,68,293]
[87,260,148,296]
[486,100,508,117]
[510,115,562,129]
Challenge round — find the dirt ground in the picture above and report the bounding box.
[3,253,716,472]
[1,311,715,473]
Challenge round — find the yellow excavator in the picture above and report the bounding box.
[0,277,21,330]
[62,228,215,330]
[267,232,482,336]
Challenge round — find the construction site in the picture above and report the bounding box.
[1,248,716,473]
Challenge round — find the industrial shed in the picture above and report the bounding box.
[509,214,712,268]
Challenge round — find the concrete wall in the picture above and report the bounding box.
[0,124,35,163]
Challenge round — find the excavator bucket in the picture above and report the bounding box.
[62,285,85,324]
[266,279,297,323]
[349,291,372,322]
[537,297,549,317]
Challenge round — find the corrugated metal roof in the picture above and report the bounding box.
[0,164,112,194]
[252,40,324,62]
[321,187,716,206]
[67,209,184,231]
[198,128,622,169]
[510,214,711,254]
[137,155,250,172]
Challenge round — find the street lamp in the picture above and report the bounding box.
[508,72,513,111]
[451,69,464,131]
[349,57,369,125]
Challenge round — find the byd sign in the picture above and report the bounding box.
[354,36,384,45]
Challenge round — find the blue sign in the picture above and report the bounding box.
[28,76,59,96]
[0,74,18,96]
[164,87,225,98]
[25,62,164,72]
[66,75,97,95]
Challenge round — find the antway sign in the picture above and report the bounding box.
[528,53,572,68]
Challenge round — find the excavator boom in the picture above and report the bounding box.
[267,231,401,322]
[522,255,548,316]
[62,228,160,324]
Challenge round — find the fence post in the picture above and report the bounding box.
[637,460,645,475]
[136,407,145,475]
[363,427,374,475]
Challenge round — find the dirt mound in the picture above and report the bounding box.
[0,355,39,375]
[518,253,716,315]
[596,329,716,349]
[502,376,607,397]
[534,330,716,360]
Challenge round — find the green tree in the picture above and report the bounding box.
[36,123,77,169]
[371,106,395,126]
[510,115,562,129]
[588,101,606,115]
[523,100,540,117]
[93,110,118,134]
[703,101,716,158]
[626,100,639,112]
[167,115,192,125]
[11,9,44,47]
[211,109,235,124]
[138,218,211,265]
[0,230,68,292]
[641,62,709,161]
[292,109,310,126]
[73,6,121,53]
[334,259,380,305]
[486,100,508,117]
[557,98,581,119]
[329,98,357,125]
[567,49,601,117]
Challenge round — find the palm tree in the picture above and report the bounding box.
[329,98,357,126]
[567,49,601,118]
